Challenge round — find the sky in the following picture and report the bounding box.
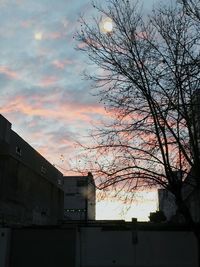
[0,0,167,221]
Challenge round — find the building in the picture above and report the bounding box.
[181,170,200,222]
[0,114,64,226]
[63,173,96,221]
[158,189,177,221]
[158,171,200,223]
[184,187,200,222]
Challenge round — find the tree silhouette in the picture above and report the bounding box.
[75,0,200,262]
[179,0,200,22]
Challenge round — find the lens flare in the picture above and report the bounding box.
[34,32,43,40]
[100,17,113,33]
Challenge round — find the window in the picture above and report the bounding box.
[41,166,46,174]
[16,146,22,156]
[77,180,86,187]
[64,208,86,212]
[57,179,62,185]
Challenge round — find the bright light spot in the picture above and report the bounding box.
[34,32,43,40]
[100,17,113,33]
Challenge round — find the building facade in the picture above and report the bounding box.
[63,173,96,221]
[182,170,200,222]
[158,175,200,223]
[0,114,64,226]
[158,189,177,221]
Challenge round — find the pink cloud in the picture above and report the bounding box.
[77,42,87,49]
[0,94,107,124]
[35,139,77,175]
[52,59,74,69]
[20,20,33,28]
[16,0,24,5]
[0,66,20,80]
[36,145,51,158]
[40,76,59,87]
[45,32,63,40]
[135,31,148,40]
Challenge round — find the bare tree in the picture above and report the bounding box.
[179,0,200,22]
[75,0,200,261]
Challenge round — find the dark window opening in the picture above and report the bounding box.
[16,146,22,156]
[77,180,86,187]
[41,166,46,174]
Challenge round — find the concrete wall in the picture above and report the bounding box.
[9,227,76,267]
[0,114,64,225]
[1,223,198,267]
[78,224,198,267]
[0,228,11,267]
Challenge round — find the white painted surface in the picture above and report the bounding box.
[78,227,198,267]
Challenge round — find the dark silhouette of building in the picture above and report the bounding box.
[0,114,64,226]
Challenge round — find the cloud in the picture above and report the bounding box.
[40,76,59,87]
[0,90,106,124]
[20,19,34,28]
[45,31,64,40]
[0,66,20,80]
[52,59,74,69]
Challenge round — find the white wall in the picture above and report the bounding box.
[78,226,198,267]
[63,176,95,220]
[1,225,198,267]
